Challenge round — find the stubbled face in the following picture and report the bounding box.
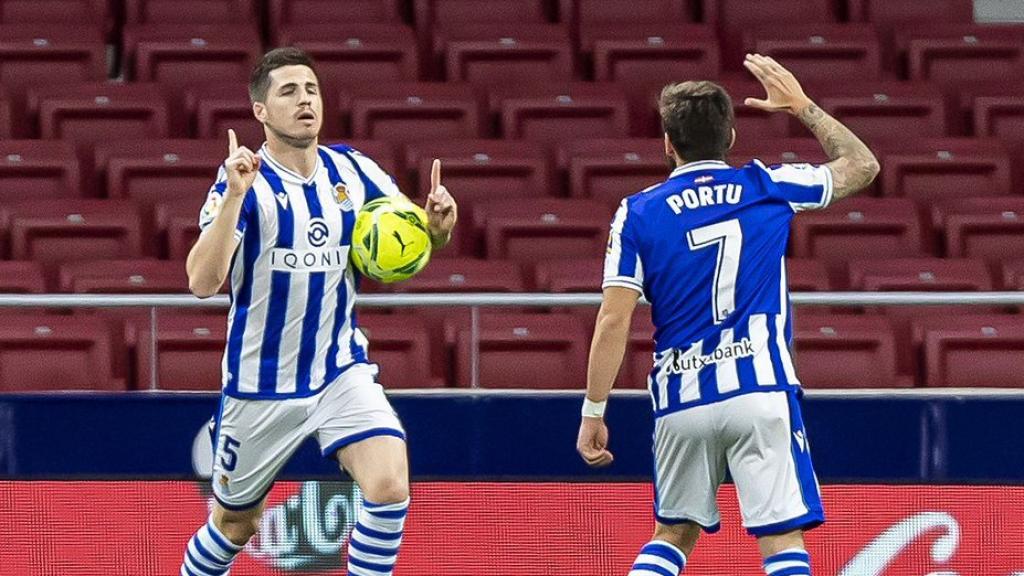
[254,65,323,148]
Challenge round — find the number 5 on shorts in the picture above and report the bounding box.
[219,436,241,472]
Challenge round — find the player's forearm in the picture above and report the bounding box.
[187,196,244,298]
[794,101,880,200]
[585,312,631,402]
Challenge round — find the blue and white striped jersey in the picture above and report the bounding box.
[604,159,833,417]
[198,143,400,399]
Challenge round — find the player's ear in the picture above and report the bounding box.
[729,128,736,150]
[664,133,673,157]
[253,101,267,123]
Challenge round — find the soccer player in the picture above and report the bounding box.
[179,48,457,576]
[576,54,879,576]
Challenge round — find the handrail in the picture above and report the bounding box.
[1,291,1024,308]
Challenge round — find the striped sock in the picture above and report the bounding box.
[763,548,812,576]
[347,498,409,576]
[180,518,244,576]
[628,540,687,576]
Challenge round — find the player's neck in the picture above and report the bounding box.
[265,137,319,180]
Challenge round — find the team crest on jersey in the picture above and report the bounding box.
[334,184,354,211]
[695,175,714,184]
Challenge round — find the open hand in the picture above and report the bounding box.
[742,53,813,115]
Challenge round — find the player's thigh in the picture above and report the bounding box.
[212,395,310,510]
[339,435,409,502]
[722,391,823,533]
[652,404,728,531]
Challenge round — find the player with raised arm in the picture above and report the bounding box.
[178,48,457,576]
[576,54,879,576]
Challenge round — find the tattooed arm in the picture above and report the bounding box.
[742,53,880,200]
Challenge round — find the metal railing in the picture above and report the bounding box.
[2,292,1023,393]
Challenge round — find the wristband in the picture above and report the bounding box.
[581,398,607,418]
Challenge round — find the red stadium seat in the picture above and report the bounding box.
[434,24,573,86]
[95,139,223,216]
[581,24,719,84]
[132,313,226,391]
[746,25,884,82]
[30,83,171,146]
[878,139,1013,202]
[344,83,484,141]
[125,0,257,24]
[0,261,47,293]
[785,258,831,291]
[154,201,198,260]
[933,197,1024,261]
[123,25,261,100]
[729,138,830,167]
[973,96,1024,144]
[559,139,668,208]
[493,83,631,143]
[58,259,188,293]
[185,84,271,144]
[709,79,794,143]
[0,0,111,35]
[417,0,551,29]
[534,258,604,292]
[704,0,837,66]
[0,140,82,201]
[474,198,613,262]
[0,25,106,98]
[793,314,909,388]
[560,0,694,25]
[0,93,11,138]
[620,309,654,389]
[899,25,1024,86]
[448,312,589,388]
[849,258,993,292]
[0,314,118,391]
[848,0,973,29]
[275,24,419,86]
[7,200,145,269]
[268,0,403,28]
[815,82,949,141]
[358,313,440,388]
[920,316,1024,388]
[392,259,526,293]
[1001,259,1024,290]
[789,198,925,266]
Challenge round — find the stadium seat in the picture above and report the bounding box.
[123,24,261,101]
[343,83,484,141]
[416,0,551,29]
[448,312,589,388]
[493,83,632,143]
[559,139,668,208]
[95,139,223,217]
[560,0,694,25]
[849,257,993,292]
[920,316,1024,388]
[154,202,198,260]
[124,0,258,24]
[745,24,884,82]
[703,0,837,66]
[1001,259,1024,290]
[705,79,793,143]
[185,84,274,144]
[815,82,949,141]
[581,24,719,84]
[473,198,613,262]
[534,258,604,292]
[878,139,1014,202]
[728,138,831,167]
[973,95,1024,144]
[0,25,106,99]
[58,259,188,293]
[0,261,47,293]
[785,258,831,291]
[0,93,11,138]
[789,198,926,267]
[933,197,1024,261]
[898,25,1024,86]
[29,83,171,146]
[619,308,654,389]
[391,258,526,293]
[434,24,573,86]
[0,140,82,201]
[0,0,111,35]
[358,313,440,388]
[131,313,226,391]
[6,200,145,269]
[275,24,419,85]
[793,314,909,388]
[0,314,118,391]
[848,0,974,29]
[268,0,403,29]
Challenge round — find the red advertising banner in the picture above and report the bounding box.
[1,481,1022,575]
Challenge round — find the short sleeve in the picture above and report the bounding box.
[330,145,403,202]
[755,160,834,212]
[198,165,249,240]
[602,199,644,293]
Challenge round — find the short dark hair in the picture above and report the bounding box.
[249,47,318,103]
[659,81,735,162]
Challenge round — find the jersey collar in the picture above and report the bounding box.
[260,143,322,185]
[669,160,731,178]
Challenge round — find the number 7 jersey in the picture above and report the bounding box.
[603,159,834,417]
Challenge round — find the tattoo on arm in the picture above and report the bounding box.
[796,103,880,200]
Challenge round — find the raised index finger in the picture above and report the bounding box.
[430,159,441,193]
[228,129,238,155]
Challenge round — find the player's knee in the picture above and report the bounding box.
[213,507,263,546]
[757,529,805,558]
[362,474,409,504]
[654,521,701,556]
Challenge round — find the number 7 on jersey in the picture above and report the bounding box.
[687,219,742,324]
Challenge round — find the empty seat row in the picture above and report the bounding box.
[0,310,1017,392]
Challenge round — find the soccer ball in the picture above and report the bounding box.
[350,197,432,283]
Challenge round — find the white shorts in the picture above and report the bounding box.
[653,390,824,536]
[210,363,405,510]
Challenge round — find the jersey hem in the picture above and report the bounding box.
[221,361,378,400]
[653,385,801,418]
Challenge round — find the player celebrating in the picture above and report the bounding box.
[179,48,456,576]
[576,54,879,576]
